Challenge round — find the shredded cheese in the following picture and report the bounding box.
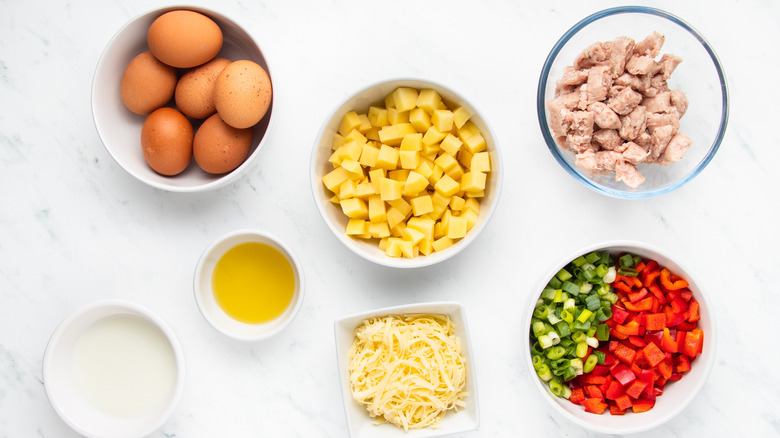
[348,314,467,431]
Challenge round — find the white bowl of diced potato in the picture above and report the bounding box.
[311,79,502,268]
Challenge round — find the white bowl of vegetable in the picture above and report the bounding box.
[523,240,716,434]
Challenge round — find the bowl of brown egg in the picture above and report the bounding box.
[92,6,275,192]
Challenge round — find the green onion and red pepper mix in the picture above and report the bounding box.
[529,250,704,415]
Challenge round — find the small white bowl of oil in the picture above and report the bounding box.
[43,299,185,438]
[193,229,305,341]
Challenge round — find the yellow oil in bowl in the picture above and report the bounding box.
[212,242,295,324]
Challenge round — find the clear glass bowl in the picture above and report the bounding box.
[537,6,728,199]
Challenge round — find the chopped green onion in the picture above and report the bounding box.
[532,355,545,370]
[549,378,566,396]
[596,323,610,341]
[532,320,546,338]
[561,280,579,295]
[547,346,566,360]
[560,309,574,324]
[585,336,599,348]
[618,267,638,277]
[554,321,571,338]
[584,354,598,373]
[577,309,593,323]
[585,251,601,264]
[575,342,589,358]
[603,266,617,283]
[548,277,562,289]
[556,268,572,282]
[547,331,560,346]
[537,364,553,381]
[533,306,548,319]
[619,253,634,268]
[570,358,584,375]
[538,334,553,349]
[584,294,601,311]
[572,255,587,267]
[593,350,606,364]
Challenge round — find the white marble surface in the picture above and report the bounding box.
[1,0,779,436]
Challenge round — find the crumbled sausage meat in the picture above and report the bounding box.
[546,32,691,188]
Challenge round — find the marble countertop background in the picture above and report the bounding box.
[2,0,779,436]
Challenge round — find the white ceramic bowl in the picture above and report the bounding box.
[193,229,305,341]
[522,240,716,434]
[43,299,185,438]
[311,78,503,268]
[92,6,275,192]
[334,301,479,438]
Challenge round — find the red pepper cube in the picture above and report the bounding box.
[625,380,648,399]
[611,304,630,324]
[642,341,666,368]
[610,363,636,386]
[591,364,610,377]
[645,313,666,331]
[643,330,663,348]
[609,405,626,415]
[604,380,625,400]
[585,385,604,401]
[628,335,646,348]
[615,394,633,411]
[657,358,674,379]
[614,343,636,365]
[582,398,608,414]
[632,398,656,413]
[648,284,666,304]
[581,374,607,385]
[569,387,586,405]
[661,328,678,353]
[682,329,704,358]
[675,354,692,373]
[628,288,649,303]
[624,296,654,312]
[664,305,686,327]
[687,300,701,323]
[671,297,689,313]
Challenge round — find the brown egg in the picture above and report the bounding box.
[174,57,232,119]
[120,51,177,115]
[147,10,223,68]
[193,113,253,174]
[141,107,194,176]
[214,60,272,129]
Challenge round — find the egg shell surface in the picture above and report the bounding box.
[214,60,273,129]
[147,10,223,68]
[193,113,253,174]
[120,51,177,115]
[175,57,232,119]
[141,107,194,176]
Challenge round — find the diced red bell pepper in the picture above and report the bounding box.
[610,327,629,340]
[678,289,693,302]
[657,359,673,379]
[612,280,633,293]
[628,335,646,348]
[569,387,585,404]
[615,394,633,411]
[625,380,648,399]
[642,341,665,368]
[624,297,654,312]
[610,363,636,386]
[634,261,646,274]
[670,297,689,313]
[647,284,666,304]
[682,329,704,358]
[582,397,608,414]
[643,269,661,288]
[615,320,641,337]
[585,385,604,400]
[676,321,697,331]
[604,380,625,400]
[675,355,692,373]
[611,304,630,325]
[661,328,678,353]
[660,268,689,290]
[599,375,613,394]
[609,405,626,415]
[669,373,683,381]
[645,313,666,331]
[581,374,607,385]
[642,259,659,275]
[614,343,636,365]
[631,398,656,413]
[591,364,610,376]
[643,330,663,348]
[664,305,686,327]
[687,300,701,323]
[627,288,649,303]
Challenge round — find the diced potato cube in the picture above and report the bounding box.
[355,182,375,198]
[345,219,367,235]
[399,240,415,258]
[379,178,404,201]
[440,134,462,157]
[461,171,486,192]
[431,109,454,132]
[384,93,395,109]
[434,153,458,172]
[414,161,434,181]
[409,108,432,132]
[432,236,454,252]
[467,189,485,198]
[385,238,404,257]
[379,123,416,146]
[449,195,465,211]
[375,144,399,170]
[470,152,491,173]
[368,221,390,238]
[344,129,368,144]
[428,164,444,185]
[390,222,406,238]
[402,171,429,197]
[416,89,442,114]
[407,216,435,240]
[368,106,389,127]
[378,237,389,251]
[463,132,487,154]
[457,120,481,140]
[400,133,423,151]
[340,159,363,178]
[357,114,372,133]
[339,179,357,199]
[453,106,471,129]
[387,198,412,217]
[457,148,474,169]
[392,87,419,112]
[433,220,447,239]
[368,168,386,192]
[368,194,386,222]
[418,237,433,256]
[358,143,380,168]
[340,198,368,219]
[322,167,349,192]
[444,163,464,181]
[422,126,447,146]
[331,133,346,150]
[387,108,409,125]
[338,140,363,162]
[431,191,451,209]
[338,111,362,136]
[463,197,480,214]
[434,175,460,197]
[422,142,441,159]
[410,195,434,216]
[447,216,468,239]
[403,227,425,246]
[386,207,407,229]
[329,194,341,204]
[388,169,410,182]
[460,208,479,231]
[399,150,421,169]
[365,127,380,141]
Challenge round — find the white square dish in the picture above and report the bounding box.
[334,301,479,438]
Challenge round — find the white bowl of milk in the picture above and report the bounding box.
[43,299,185,438]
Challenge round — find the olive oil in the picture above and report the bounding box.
[212,242,295,324]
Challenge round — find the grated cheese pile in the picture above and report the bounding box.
[348,314,467,431]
